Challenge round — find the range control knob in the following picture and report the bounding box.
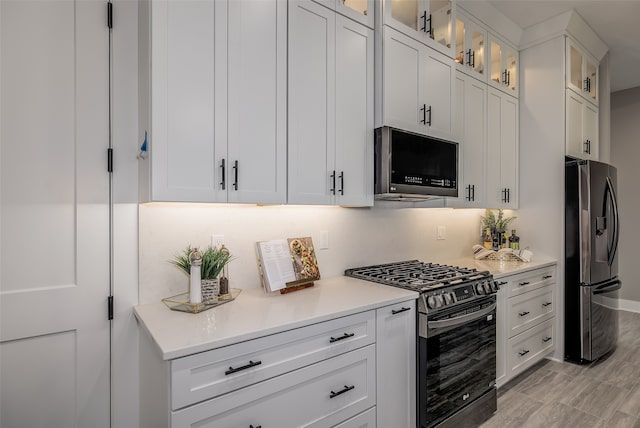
[490,281,499,293]
[443,292,454,305]
[427,295,437,309]
[475,282,485,295]
[434,294,444,308]
[483,281,493,294]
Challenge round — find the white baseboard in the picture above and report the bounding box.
[618,298,640,313]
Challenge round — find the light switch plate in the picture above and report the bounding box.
[319,230,329,249]
[211,235,225,248]
[437,226,446,240]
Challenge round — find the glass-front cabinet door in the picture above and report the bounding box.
[454,10,486,80]
[566,37,599,105]
[383,0,454,57]
[488,34,518,97]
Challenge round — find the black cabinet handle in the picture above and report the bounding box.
[519,281,530,286]
[225,360,262,375]
[502,69,508,85]
[420,12,433,37]
[498,281,508,286]
[471,50,475,68]
[329,384,355,399]
[542,302,552,307]
[542,275,553,279]
[233,160,239,191]
[392,307,411,315]
[543,336,552,343]
[502,188,508,203]
[329,332,354,343]
[249,425,261,428]
[426,105,432,126]
[471,184,475,202]
[220,158,226,190]
[330,170,336,195]
[507,70,511,87]
[506,188,510,203]
[518,349,530,357]
[466,184,471,201]
[518,311,530,317]
[339,171,344,195]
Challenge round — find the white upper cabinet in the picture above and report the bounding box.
[288,1,374,206]
[454,10,487,81]
[448,72,487,208]
[313,0,374,28]
[382,27,454,140]
[566,89,599,161]
[487,88,518,209]
[488,34,518,97]
[140,0,286,204]
[380,0,454,58]
[567,37,598,105]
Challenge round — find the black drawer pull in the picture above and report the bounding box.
[518,349,530,357]
[542,275,553,279]
[542,302,552,307]
[498,281,508,286]
[518,311,530,317]
[249,425,261,428]
[519,281,530,286]
[542,336,552,343]
[392,307,411,315]
[329,384,355,399]
[225,360,262,375]
[329,332,355,343]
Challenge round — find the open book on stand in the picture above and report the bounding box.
[256,237,320,292]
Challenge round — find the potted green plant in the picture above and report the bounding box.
[171,245,233,301]
[480,209,516,248]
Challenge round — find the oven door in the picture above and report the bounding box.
[418,296,497,428]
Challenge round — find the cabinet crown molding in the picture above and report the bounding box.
[458,1,522,47]
[520,10,608,60]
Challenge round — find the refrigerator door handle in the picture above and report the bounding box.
[606,176,620,267]
[593,279,621,295]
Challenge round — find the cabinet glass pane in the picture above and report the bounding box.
[344,0,368,17]
[391,0,419,31]
[490,40,501,84]
[455,19,465,64]
[472,28,484,74]
[586,60,597,100]
[570,45,583,89]
[505,48,516,91]
[430,0,451,48]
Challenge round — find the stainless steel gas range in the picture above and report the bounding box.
[345,260,498,428]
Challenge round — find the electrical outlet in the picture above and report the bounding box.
[211,235,225,248]
[319,230,329,249]
[437,226,446,240]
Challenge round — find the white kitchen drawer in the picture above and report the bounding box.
[507,318,554,379]
[171,345,376,428]
[171,310,375,410]
[502,266,556,298]
[507,284,554,337]
[334,407,376,428]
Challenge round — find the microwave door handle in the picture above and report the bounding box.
[606,176,620,266]
[427,303,496,330]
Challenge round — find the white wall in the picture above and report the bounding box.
[611,86,640,303]
[138,204,489,304]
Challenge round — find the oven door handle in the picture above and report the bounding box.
[427,303,496,330]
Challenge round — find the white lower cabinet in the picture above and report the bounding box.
[496,264,557,388]
[140,299,416,428]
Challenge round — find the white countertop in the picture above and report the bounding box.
[441,256,558,279]
[134,276,418,360]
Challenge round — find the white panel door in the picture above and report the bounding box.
[0,1,110,427]
[566,90,584,159]
[335,15,373,207]
[288,0,335,205]
[486,89,503,208]
[151,0,221,202]
[383,27,421,134]
[500,93,518,208]
[227,0,286,204]
[421,48,454,140]
[583,101,599,160]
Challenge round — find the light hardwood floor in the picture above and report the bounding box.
[481,310,640,428]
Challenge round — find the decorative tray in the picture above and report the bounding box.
[484,251,521,261]
[162,289,241,314]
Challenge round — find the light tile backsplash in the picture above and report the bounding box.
[139,203,486,304]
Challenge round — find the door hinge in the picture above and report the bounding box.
[107,148,113,173]
[107,2,113,29]
[108,296,114,320]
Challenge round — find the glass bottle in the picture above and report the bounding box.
[483,228,493,249]
[509,229,520,250]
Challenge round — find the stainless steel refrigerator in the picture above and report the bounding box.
[565,159,621,363]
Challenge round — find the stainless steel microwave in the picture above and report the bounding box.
[374,126,458,201]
